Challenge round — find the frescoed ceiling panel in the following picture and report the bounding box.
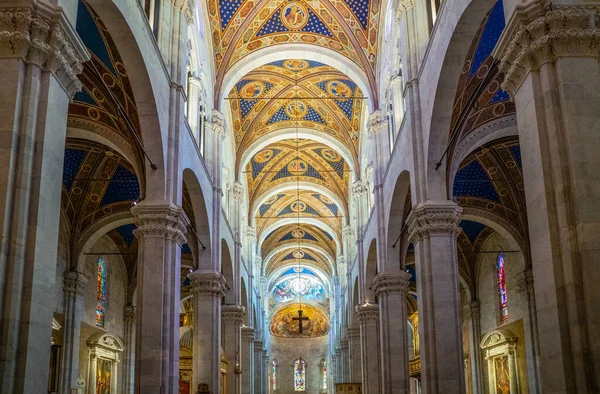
[265,247,334,277]
[230,60,364,167]
[208,0,381,89]
[261,223,337,260]
[245,139,351,211]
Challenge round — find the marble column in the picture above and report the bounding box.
[465,301,483,394]
[495,3,600,390]
[122,304,135,394]
[262,350,269,394]
[222,305,245,394]
[60,271,88,394]
[189,270,226,394]
[516,269,540,394]
[356,303,380,394]
[341,338,350,383]
[335,346,343,382]
[132,203,190,394]
[347,326,361,382]
[241,326,254,394]
[254,340,263,394]
[406,201,465,394]
[0,4,87,393]
[373,271,412,394]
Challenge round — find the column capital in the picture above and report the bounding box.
[241,325,255,342]
[342,225,354,238]
[395,0,415,20]
[406,200,462,243]
[495,2,600,95]
[254,339,264,350]
[367,110,386,135]
[63,271,88,298]
[123,304,136,323]
[516,268,534,295]
[131,203,190,246]
[172,0,193,24]
[355,303,379,323]
[188,270,227,297]
[210,109,226,139]
[246,226,256,239]
[221,304,246,324]
[341,338,349,350]
[0,3,90,97]
[347,326,360,340]
[372,271,412,296]
[231,182,244,201]
[352,180,369,198]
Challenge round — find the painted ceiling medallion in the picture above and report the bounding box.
[264,194,280,205]
[292,229,306,238]
[287,159,308,174]
[319,194,333,204]
[254,149,275,163]
[326,80,352,101]
[321,148,341,162]
[283,59,310,71]
[293,250,305,259]
[280,2,310,30]
[285,101,308,118]
[291,201,307,212]
[240,81,266,99]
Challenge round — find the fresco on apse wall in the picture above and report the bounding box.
[272,274,327,305]
[495,355,510,394]
[270,303,329,338]
[96,358,111,394]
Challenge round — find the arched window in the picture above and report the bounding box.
[96,258,107,327]
[497,252,508,323]
[293,359,306,391]
[271,359,277,391]
[321,360,327,390]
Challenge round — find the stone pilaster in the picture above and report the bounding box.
[0,4,88,393]
[132,203,189,394]
[494,3,600,390]
[347,326,362,382]
[254,340,264,394]
[341,338,350,382]
[122,304,135,394]
[356,303,380,394]
[335,346,343,382]
[516,269,540,394]
[406,201,464,394]
[222,305,245,394]
[373,271,412,394]
[60,271,88,394]
[262,350,270,394]
[189,270,226,394]
[464,301,483,394]
[241,326,255,394]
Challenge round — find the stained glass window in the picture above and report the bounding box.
[497,252,508,323]
[272,360,277,391]
[96,258,107,327]
[294,359,305,391]
[322,360,327,390]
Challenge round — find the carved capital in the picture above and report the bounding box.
[516,268,534,295]
[231,182,244,201]
[347,326,360,341]
[63,271,88,298]
[372,271,412,297]
[172,0,193,24]
[0,4,90,97]
[355,303,379,323]
[341,338,349,350]
[367,110,386,135]
[188,270,226,298]
[131,203,190,246]
[352,180,369,198]
[496,2,600,95]
[395,0,415,20]
[241,326,255,342]
[123,304,135,323]
[254,339,264,350]
[221,304,245,324]
[342,225,354,238]
[210,110,226,139]
[406,201,462,243]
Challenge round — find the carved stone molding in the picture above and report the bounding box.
[516,268,534,295]
[347,326,360,341]
[372,271,412,296]
[395,0,416,20]
[63,271,88,298]
[211,110,226,138]
[221,304,245,324]
[231,182,244,201]
[342,225,354,238]
[241,326,255,342]
[496,1,600,95]
[254,340,264,351]
[131,203,190,246]
[406,201,463,243]
[341,338,349,350]
[0,3,89,97]
[123,304,135,323]
[188,270,227,298]
[355,303,379,323]
[367,110,385,135]
[172,0,194,24]
[352,180,369,198]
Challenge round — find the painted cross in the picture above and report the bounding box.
[292,309,309,334]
